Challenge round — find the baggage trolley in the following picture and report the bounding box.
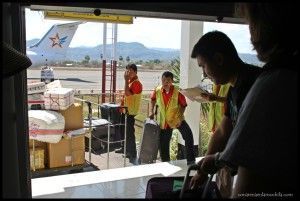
[83,100,129,169]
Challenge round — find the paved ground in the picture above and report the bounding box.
[27,68,213,92]
[27,68,164,91]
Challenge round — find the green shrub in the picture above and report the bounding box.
[170,129,179,160]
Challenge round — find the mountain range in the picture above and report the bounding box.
[27,39,264,66]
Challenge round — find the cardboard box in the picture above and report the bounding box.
[29,139,48,167]
[29,139,47,148]
[30,147,45,170]
[58,103,83,131]
[47,135,85,168]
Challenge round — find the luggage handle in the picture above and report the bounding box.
[154,104,158,116]
[179,164,215,199]
[179,164,198,198]
[153,104,158,121]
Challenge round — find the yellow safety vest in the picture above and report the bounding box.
[208,84,230,131]
[156,85,184,129]
[124,79,142,115]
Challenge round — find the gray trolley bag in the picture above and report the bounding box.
[138,105,160,164]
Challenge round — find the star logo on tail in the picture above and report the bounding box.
[49,33,68,48]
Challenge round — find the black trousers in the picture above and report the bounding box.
[159,120,195,163]
[118,114,137,158]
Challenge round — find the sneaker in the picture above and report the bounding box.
[115,147,124,153]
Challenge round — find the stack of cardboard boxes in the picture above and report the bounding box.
[48,102,85,168]
[29,102,86,170]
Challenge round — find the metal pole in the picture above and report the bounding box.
[107,108,111,169]
[109,59,113,102]
[97,94,100,118]
[113,60,117,102]
[103,23,107,60]
[112,23,117,103]
[102,23,107,104]
[113,23,118,61]
[102,60,106,103]
[88,102,92,163]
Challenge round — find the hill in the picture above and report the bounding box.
[26,40,264,66]
[27,40,180,62]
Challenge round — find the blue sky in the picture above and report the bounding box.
[25,8,256,54]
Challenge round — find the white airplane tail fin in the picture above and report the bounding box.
[28,21,82,55]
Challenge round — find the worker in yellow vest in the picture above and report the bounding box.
[204,83,231,133]
[115,63,142,165]
[149,71,196,165]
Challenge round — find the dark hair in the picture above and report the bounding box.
[191,31,240,61]
[162,71,173,79]
[236,3,298,62]
[126,63,137,72]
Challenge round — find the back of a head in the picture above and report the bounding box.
[191,31,240,61]
[236,3,298,62]
[126,63,137,72]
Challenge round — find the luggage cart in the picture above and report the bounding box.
[102,104,128,169]
[30,97,128,177]
[30,98,100,178]
[79,98,129,169]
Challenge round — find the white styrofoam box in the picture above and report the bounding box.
[45,80,62,91]
[28,110,65,143]
[44,88,75,110]
[27,81,46,94]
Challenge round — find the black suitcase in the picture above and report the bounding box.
[100,103,122,124]
[99,103,125,147]
[84,118,109,153]
[84,118,120,153]
[138,117,160,164]
[145,164,221,199]
[84,118,112,138]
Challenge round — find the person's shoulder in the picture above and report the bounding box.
[244,63,262,72]
[241,63,263,79]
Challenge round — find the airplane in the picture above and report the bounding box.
[26,21,83,67]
